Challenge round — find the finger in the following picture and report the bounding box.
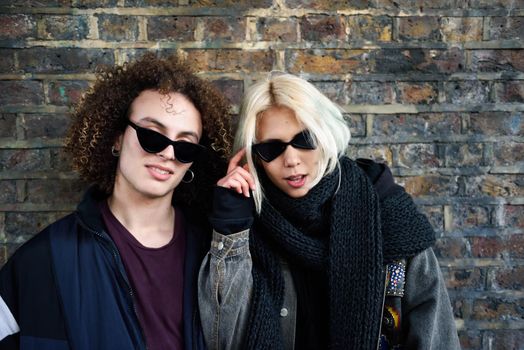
[227,148,247,173]
[235,166,256,190]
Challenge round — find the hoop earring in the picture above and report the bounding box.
[182,169,194,183]
[111,146,120,157]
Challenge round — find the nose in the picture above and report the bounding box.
[282,145,300,167]
[158,144,176,161]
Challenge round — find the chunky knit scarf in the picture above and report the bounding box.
[244,157,435,349]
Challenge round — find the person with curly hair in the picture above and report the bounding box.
[0,52,233,350]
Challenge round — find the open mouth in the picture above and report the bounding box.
[285,174,306,188]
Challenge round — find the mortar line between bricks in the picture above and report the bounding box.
[0,6,523,17]
[2,39,524,50]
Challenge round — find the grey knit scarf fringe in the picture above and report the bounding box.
[244,157,435,350]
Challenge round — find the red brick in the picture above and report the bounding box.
[188,0,272,7]
[0,149,49,172]
[17,48,114,73]
[470,50,524,73]
[504,205,524,228]
[475,175,524,197]
[284,0,368,9]
[376,0,469,9]
[0,81,44,106]
[347,15,392,42]
[493,142,524,166]
[0,114,17,138]
[489,17,524,40]
[458,330,482,350]
[344,114,365,138]
[445,143,484,167]
[373,48,465,74]
[400,175,458,196]
[0,49,16,74]
[50,148,74,172]
[398,17,441,41]
[396,143,443,168]
[26,179,84,205]
[445,81,491,104]
[203,17,245,42]
[492,266,524,290]
[397,82,438,104]
[38,15,89,40]
[148,16,196,41]
[482,330,524,350]
[469,0,524,9]
[312,81,350,105]
[441,267,485,289]
[347,144,392,165]
[470,236,504,258]
[97,15,139,41]
[0,181,17,204]
[349,81,394,104]
[495,81,524,103]
[300,15,346,42]
[185,49,273,72]
[507,235,524,258]
[5,212,69,242]
[450,204,491,229]
[210,79,243,106]
[256,17,297,42]
[0,14,36,40]
[472,297,524,321]
[23,114,71,139]
[373,113,461,138]
[434,238,468,259]
[441,17,483,42]
[48,81,89,106]
[419,205,444,231]
[468,112,522,136]
[286,49,370,74]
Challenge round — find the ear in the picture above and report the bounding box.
[113,133,123,152]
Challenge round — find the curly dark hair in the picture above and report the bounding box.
[65,52,233,210]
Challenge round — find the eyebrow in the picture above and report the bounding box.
[138,117,200,141]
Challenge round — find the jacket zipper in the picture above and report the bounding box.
[376,269,388,350]
[77,218,148,350]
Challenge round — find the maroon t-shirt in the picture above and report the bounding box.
[100,201,186,350]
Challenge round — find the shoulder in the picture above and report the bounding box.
[4,213,77,269]
[354,158,404,200]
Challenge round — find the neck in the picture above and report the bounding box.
[108,187,175,248]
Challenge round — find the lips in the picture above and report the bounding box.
[285,174,306,188]
[146,164,174,181]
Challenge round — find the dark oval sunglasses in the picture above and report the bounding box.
[251,130,316,162]
[127,120,205,164]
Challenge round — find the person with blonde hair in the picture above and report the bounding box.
[199,72,461,349]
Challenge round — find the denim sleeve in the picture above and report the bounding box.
[402,248,461,350]
[198,229,252,350]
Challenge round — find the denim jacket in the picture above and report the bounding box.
[198,228,461,350]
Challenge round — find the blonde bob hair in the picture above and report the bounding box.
[235,73,351,213]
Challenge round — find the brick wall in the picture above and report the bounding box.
[0,1,523,348]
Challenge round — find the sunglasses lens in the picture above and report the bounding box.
[136,128,170,153]
[291,131,316,150]
[173,142,203,163]
[253,142,286,162]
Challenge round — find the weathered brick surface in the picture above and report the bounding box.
[0,2,523,347]
[17,48,114,73]
[347,15,392,42]
[255,17,297,42]
[97,15,139,41]
[148,16,196,41]
[48,81,90,106]
[22,114,71,139]
[0,114,17,138]
[38,15,89,41]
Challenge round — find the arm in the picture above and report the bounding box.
[0,259,20,350]
[402,248,461,350]
[198,186,254,350]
